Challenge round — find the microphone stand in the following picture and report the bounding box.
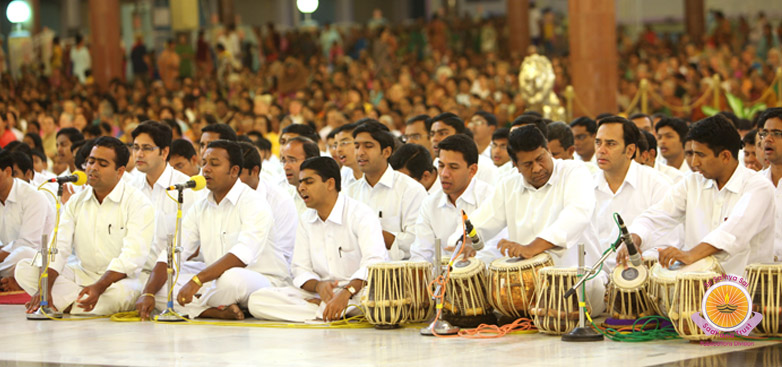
[562,242,613,341]
[27,234,62,320]
[421,238,459,336]
[157,188,186,322]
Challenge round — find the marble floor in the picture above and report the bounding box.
[0,305,779,367]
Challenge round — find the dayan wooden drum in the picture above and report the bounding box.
[643,255,658,269]
[361,261,433,328]
[530,267,590,335]
[488,254,554,318]
[649,256,723,318]
[668,271,723,341]
[745,263,782,336]
[440,257,494,328]
[606,263,655,320]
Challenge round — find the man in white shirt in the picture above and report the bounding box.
[347,121,427,260]
[570,116,597,163]
[0,151,54,290]
[402,114,434,159]
[281,137,321,214]
[468,125,605,315]
[198,124,237,159]
[757,108,782,259]
[637,130,683,184]
[430,112,498,185]
[135,140,288,320]
[656,117,691,173]
[237,142,297,265]
[410,134,503,264]
[491,127,516,179]
[127,122,197,272]
[629,113,653,133]
[546,121,575,160]
[624,116,775,275]
[390,143,440,194]
[333,123,362,188]
[467,111,497,159]
[55,128,84,194]
[592,117,677,268]
[742,130,763,171]
[249,157,388,322]
[17,137,155,315]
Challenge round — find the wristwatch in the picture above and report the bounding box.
[344,285,357,297]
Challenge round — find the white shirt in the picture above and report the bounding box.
[762,168,782,259]
[630,165,775,276]
[260,155,285,185]
[593,162,680,267]
[32,170,56,187]
[0,179,54,254]
[255,178,298,266]
[51,180,154,278]
[127,164,196,271]
[497,160,516,179]
[427,175,441,195]
[178,180,290,285]
[340,166,360,189]
[291,193,389,288]
[655,160,685,184]
[411,178,504,265]
[480,145,491,159]
[345,164,427,260]
[470,159,603,269]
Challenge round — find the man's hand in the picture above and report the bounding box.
[381,231,396,250]
[444,237,477,260]
[25,290,56,313]
[322,290,351,321]
[76,283,108,312]
[0,250,9,263]
[658,247,693,269]
[315,280,338,303]
[176,279,201,306]
[616,234,642,268]
[135,294,156,321]
[497,239,538,258]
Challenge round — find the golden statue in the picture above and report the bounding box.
[518,54,565,121]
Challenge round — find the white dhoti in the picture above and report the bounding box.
[0,247,37,278]
[154,267,272,318]
[15,259,142,315]
[248,286,363,323]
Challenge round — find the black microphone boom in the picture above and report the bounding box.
[616,214,642,267]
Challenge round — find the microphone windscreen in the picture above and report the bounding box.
[190,175,206,191]
[73,171,88,186]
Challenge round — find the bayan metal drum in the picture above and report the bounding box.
[488,254,553,318]
[649,256,723,318]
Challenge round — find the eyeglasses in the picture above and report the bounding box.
[467,119,487,127]
[401,133,424,143]
[280,157,299,165]
[329,140,353,150]
[759,129,782,139]
[132,145,160,153]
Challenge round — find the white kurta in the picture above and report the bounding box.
[760,168,782,260]
[256,178,297,266]
[630,165,775,276]
[282,182,308,215]
[340,166,361,189]
[345,164,427,260]
[654,160,685,184]
[0,179,54,277]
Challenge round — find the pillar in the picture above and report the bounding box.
[684,0,705,44]
[218,0,235,25]
[507,0,530,58]
[89,0,122,90]
[568,0,618,116]
[335,0,353,25]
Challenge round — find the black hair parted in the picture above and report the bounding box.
[170,139,197,160]
[508,124,548,161]
[206,139,244,175]
[685,115,741,159]
[92,136,130,169]
[437,134,479,166]
[597,116,640,159]
[202,123,238,141]
[389,144,434,181]
[300,156,342,192]
[352,120,396,152]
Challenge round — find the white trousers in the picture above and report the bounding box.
[0,246,37,278]
[153,266,272,318]
[248,286,362,323]
[15,259,142,315]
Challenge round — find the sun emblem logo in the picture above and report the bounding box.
[702,281,751,331]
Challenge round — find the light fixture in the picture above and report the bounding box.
[6,0,31,24]
[296,0,318,14]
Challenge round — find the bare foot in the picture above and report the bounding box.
[0,277,22,292]
[198,304,245,320]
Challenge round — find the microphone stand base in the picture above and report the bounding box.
[561,327,604,342]
[420,319,459,336]
[156,310,186,322]
[26,307,63,320]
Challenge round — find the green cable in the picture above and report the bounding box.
[590,316,681,342]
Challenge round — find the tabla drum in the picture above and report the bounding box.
[441,257,494,328]
[361,261,433,328]
[669,271,722,341]
[607,263,655,320]
[643,255,658,269]
[649,256,723,317]
[745,263,782,336]
[488,254,553,318]
[530,267,590,335]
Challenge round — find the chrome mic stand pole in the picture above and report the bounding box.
[562,243,603,341]
[27,234,62,320]
[157,190,187,322]
[421,238,459,336]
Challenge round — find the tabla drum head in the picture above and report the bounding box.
[490,253,553,269]
[449,257,485,276]
[611,264,649,289]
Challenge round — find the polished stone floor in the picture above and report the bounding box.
[0,305,779,367]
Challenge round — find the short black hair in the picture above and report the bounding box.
[162,118,182,138]
[597,116,640,158]
[74,139,96,170]
[655,117,689,145]
[202,123,237,141]
[254,136,272,152]
[758,108,782,129]
[132,121,173,151]
[334,122,360,136]
[10,151,32,176]
[742,129,757,148]
[24,132,45,155]
[56,127,84,144]
[430,112,465,134]
[238,141,262,172]
[628,113,650,121]
[546,122,574,149]
[685,115,741,159]
[287,136,321,159]
[83,124,101,137]
[512,114,548,136]
[92,136,130,169]
[473,111,498,127]
[170,139,197,159]
[389,144,434,180]
[0,151,13,171]
[206,140,243,175]
[405,114,432,133]
[437,134,479,166]
[636,130,649,151]
[300,156,342,192]
[508,124,547,162]
[569,116,597,135]
[282,123,319,142]
[641,130,657,152]
[492,127,510,141]
[353,120,396,152]
[326,128,339,141]
[595,113,615,121]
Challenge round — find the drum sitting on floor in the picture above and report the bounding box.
[607,263,655,320]
[649,256,723,318]
[488,254,554,318]
[745,263,782,336]
[669,271,723,341]
[361,261,433,328]
[441,257,494,328]
[530,267,590,335]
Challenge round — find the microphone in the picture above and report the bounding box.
[461,210,484,251]
[47,171,87,186]
[616,213,642,267]
[166,175,206,191]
